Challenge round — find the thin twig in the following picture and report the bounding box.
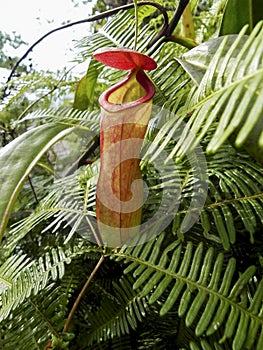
[27,175,39,204]
[29,298,60,338]
[86,216,103,247]
[147,0,189,53]
[64,137,99,176]
[166,0,190,36]
[63,254,105,333]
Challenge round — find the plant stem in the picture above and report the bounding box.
[63,254,105,333]
[147,0,189,53]
[29,299,60,338]
[27,175,39,204]
[166,0,190,36]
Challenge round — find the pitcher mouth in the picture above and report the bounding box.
[99,69,156,112]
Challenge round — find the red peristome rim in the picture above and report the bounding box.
[99,70,155,112]
[93,47,157,71]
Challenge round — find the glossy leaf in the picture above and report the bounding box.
[175,34,248,85]
[0,123,74,238]
[73,59,101,110]
[165,23,263,161]
[220,0,263,35]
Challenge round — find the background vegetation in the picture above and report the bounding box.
[0,0,262,349]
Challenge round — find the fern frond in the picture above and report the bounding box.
[151,47,191,112]
[5,164,98,254]
[0,254,32,291]
[18,106,101,132]
[172,144,263,249]
[114,234,263,350]
[76,8,156,60]
[84,335,133,350]
[0,285,69,350]
[1,71,73,114]
[0,244,98,323]
[82,274,148,347]
[203,149,263,248]
[160,22,263,158]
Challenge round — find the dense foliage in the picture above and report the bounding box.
[0,1,262,349]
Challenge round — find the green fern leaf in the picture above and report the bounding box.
[115,235,263,350]
[5,163,98,254]
[83,274,148,346]
[0,286,70,349]
[164,22,263,159]
[0,246,93,323]
[198,146,263,249]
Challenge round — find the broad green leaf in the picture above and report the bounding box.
[175,33,248,85]
[0,123,74,238]
[220,0,263,35]
[73,59,101,110]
